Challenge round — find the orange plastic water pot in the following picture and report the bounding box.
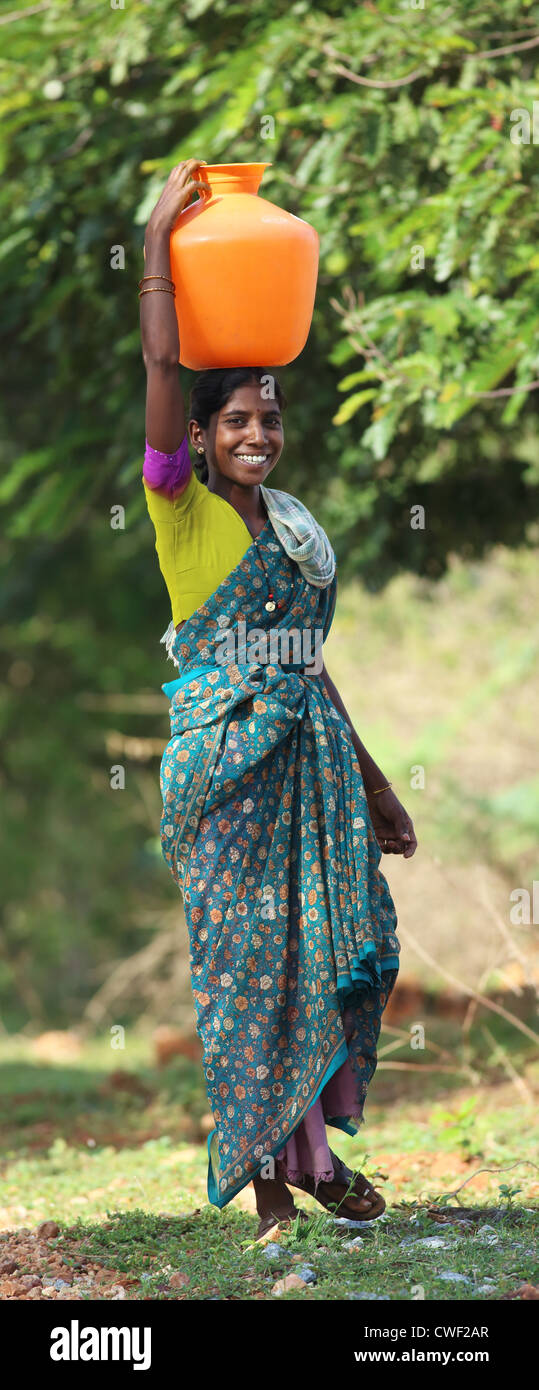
[169,163,319,370]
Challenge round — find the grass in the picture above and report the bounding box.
[0,1018,537,1301]
[34,1200,538,1303]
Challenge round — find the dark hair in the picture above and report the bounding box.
[188,367,286,483]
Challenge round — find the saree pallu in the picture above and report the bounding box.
[159,518,400,1208]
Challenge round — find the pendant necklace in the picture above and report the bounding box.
[253,532,283,613]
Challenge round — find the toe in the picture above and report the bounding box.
[348,1193,374,1212]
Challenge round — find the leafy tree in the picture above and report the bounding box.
[0,0,537,1024]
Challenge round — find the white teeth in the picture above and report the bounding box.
[236,454,267,463]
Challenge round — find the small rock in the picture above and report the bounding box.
[475,1225,499,1244]
[294,1264,316,1285]
[169,1272,189,1289]
[54,1279,71,1290]
[36,1221,60,1240]
[272,1272,308,1296]
[436,1272,471,1285]
[109,1285,126,1299]
[344,1236,366,1251]
[0,1260,18,1276]
[409,1236,456,1250]
[262,1244,285,1263]
[332,1214,388,1228]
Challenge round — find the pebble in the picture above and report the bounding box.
[332,1214,388,1228]
[475,1225,499,1244]
[344,1236,366,1251]
[401,1236,456,1250]
[436,1272,471,1285]
[262,1244,286,1262]
[294,1264,316,1285]
[272,1273,308,1296]
[36,1221,60,1240]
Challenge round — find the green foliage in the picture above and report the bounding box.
[1,0,538,579]
[1,1,538,1023]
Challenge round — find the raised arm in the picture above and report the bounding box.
[140,159,209,453]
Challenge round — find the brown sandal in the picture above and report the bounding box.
[291,1153,386,1222]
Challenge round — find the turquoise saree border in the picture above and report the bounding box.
[206,955,399,1209]
[162,665,214,701]
[206,1035,350,1210]
[336,945,400,997]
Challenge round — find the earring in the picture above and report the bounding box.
[197,449,204,455]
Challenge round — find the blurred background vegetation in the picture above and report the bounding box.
[0,0,538,1033]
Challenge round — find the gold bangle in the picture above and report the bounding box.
[139,286,176,297]
[372,782,392,795]
[138,274,174,287]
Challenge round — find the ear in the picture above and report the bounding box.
[188,420,204,452]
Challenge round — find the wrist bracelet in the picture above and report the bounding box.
[372,782,392,795]
[139,286,176,297]
[138,274,175,287]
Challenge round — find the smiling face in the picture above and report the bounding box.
[189,379,284,486]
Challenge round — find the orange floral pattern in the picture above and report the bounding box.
[159,520,400,1207]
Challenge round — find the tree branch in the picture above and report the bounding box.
[398,922,539,1046]
[475,32,539,59]
[0,2,50,24]
[324,52,425,91]
[319,30,539,94]
[470,378,539,398]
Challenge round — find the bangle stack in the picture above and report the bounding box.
[138,275,176,298]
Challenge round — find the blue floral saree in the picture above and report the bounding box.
[159,513,400,1209]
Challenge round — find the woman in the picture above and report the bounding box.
[141,160,417,1240]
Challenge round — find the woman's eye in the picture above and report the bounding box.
[227,416,281,426]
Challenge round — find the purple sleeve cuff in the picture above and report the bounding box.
[143,434,191,498]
